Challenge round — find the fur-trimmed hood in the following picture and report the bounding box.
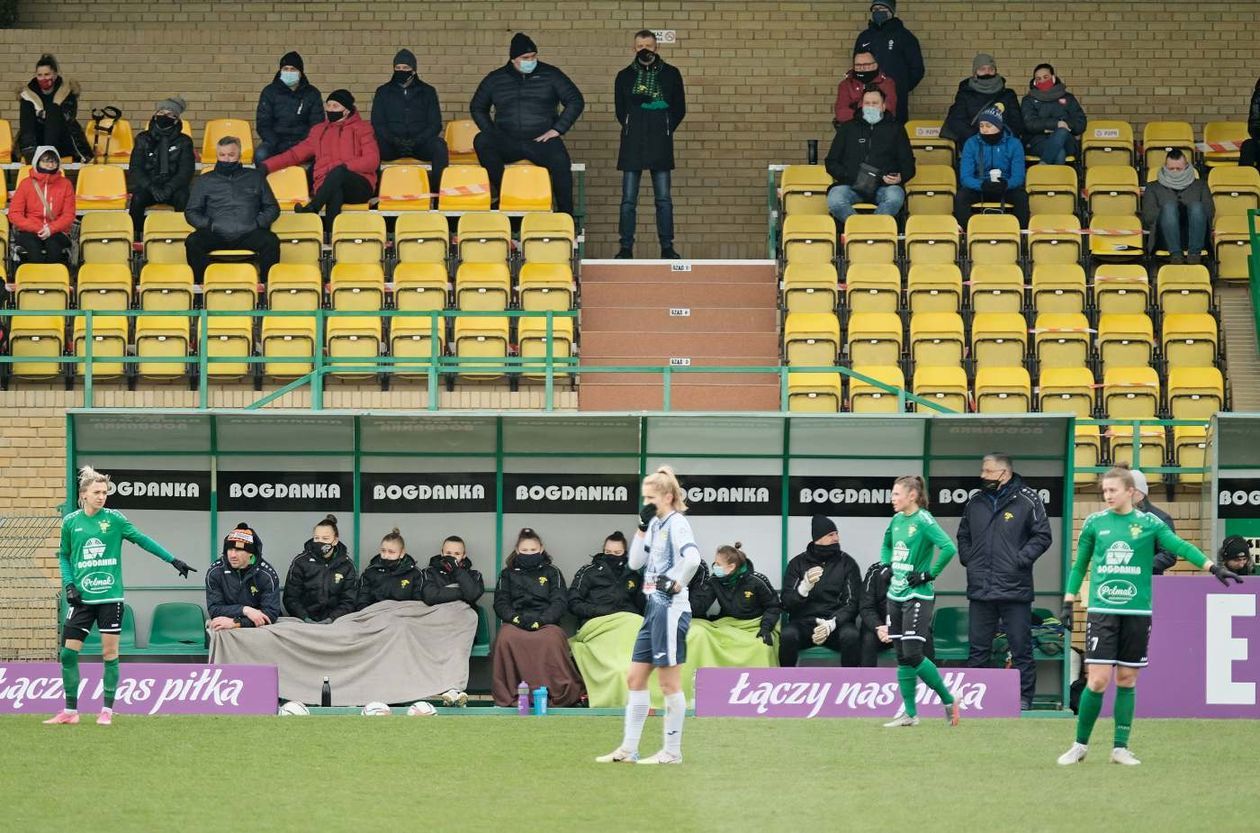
[18,76,80,116]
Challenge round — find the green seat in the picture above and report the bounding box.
[147,602,208,652]
[932,606,970,661]
[471,606,491,657]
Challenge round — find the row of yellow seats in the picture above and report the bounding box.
[1075,423,1209,486]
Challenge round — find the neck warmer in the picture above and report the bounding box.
[1157,165,1196,191]
[969,75,1005,96]
[1026,82,1066,102]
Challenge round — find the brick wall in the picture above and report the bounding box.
[5,1,1258,258]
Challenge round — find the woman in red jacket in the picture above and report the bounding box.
[261,89,379,231]
[10,145,76,263]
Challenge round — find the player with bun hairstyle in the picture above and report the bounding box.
[691,541,781,646]
[356,527,425,609]
[283,514,359,623]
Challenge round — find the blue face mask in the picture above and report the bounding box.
[280,70,300,87]
[862,106,883,125]
[711,563,726,578]
[518,59,538,74]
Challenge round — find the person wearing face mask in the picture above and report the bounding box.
[942,53,1024,144]
[470,32,586,216]
[255,51,324,164]
[834,50,897,126]
[569,532,650,708]
[127,96,195,237]
[9,146,75,265]
[569,532,645,625]
[491,527,584,708]
[1141,149,1213,264]
[371,48,449,188]
[824,86,915,223]
[956,453,1052,711]
[282,514,360,624]
[1020,63,1086,166]
[1217,535,1259,577]
[778,515,862,668]
[207,523,282,631]
[954,105,1030,228]
[853,1,923,124]
[355,528,425,610]
[1240,78,1260,171]
[16,53,92,164]
[184,136,281,282]
[420,535,486,607]
[690,542,781,652]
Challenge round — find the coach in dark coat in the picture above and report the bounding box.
[853,1,924,123]
[371,48,448,187]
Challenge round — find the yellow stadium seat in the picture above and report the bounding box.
[845,312,901,367]
[267,263,323,311]
[329,262,385,310]
[1207,165,1260,217]
[780,165,833,216]
[913,365,968,412]
[968,264,1025,314]
[266,166,310,211]
[453,315,510,380]
[1026,165,1077,216]
[0,215,9,255]
[73,315,128,378]
[395,212,451,264]
[261,316,317,378]
[519,315,575,379]
[138,263,194,311]
[135,315,191,379]
[1088,214,1143,262]
[390,314,447,377]
[143,212,194,264]
[202,119,254,164]
[1142,121,1195,173]
[15,165,31,188]
[1213,215,1253,281]
[849,365,906,413]
[202,316,253,379]
[907,264,962,313]
[904,214,959,265]
[500,164,552,212]
[15,264,71,310]
[782,214,838,264]
[445,119,480,165]
[1167,366,1224,421]
[1203,121,1247,168]
[393,262,450,311]
[76,263,132,311]
[518,262,574,312]
[788,372,842,412]
[326,315,383,379]
[844,214,898,264]
[438,165,492,211]
[1108,424,1167,484]
[270,212,324,265]
[1085,166,1140,216]
[843,263,899,314]
[1097,313,1153,371]
[1103,365,1160,419]
[1081,120,1135,169]
[519,212,574,264]
[966,214,1021,265]
[1039,366,1095,417]
[1173,424,1209,483]
[909,311,964,368]
[971,312,1028,369]
[378,165,431,211]
[905,121,954,167]
[974,366,1031,413]
[1027,215,1082,266]
[1161,313,1217,368]
[8,315,65,378]
[0,117,12,162]
[79,212,134,264]
[75,164,128,210]
[783,262,839,313]
[1156,264,1211,314]
[785,312,841,367]
[1075,424,1102,484]
[1034,312,1092,370]
[905,164,956,216]
[203,263,258,311]
[456,212,512,264]
[455,262,511,311]
[1093,265,1149,315]
[331,213,387,264]
[1031,263,1086,314]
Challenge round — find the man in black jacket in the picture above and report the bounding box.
[207,524,282,631]
[127,96,195,237]
[1241,77,1260,170]
[569,531,645,625]
[943,53,1024,144]
[184,136,281,282]
[420,536,486,607]
[283,531,359,623]
[780,515,863,667]
[255,51,323,163]
[614,30,686,260]
[1135,469,1179,575]
[470,32,585,215]
[824,86,915,223]
[371,48,448,188]
[957,453,1052,710]
[853,1,923,124]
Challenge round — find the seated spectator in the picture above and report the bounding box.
[491,527,584,707]
[127,95,195,237]
[834,50,898,126]
[691,542,781,645]
[824,86,915,222]
[779,515,862,667]
[1142,149,1212,264]
[356,528,425,609]
[568,531,648,708]
[954,106,1030,228]
[371,48,448,188]
[9,146,74,265]
[1241,77,1260,170]
[568,531,644,625]
[943,53,1024,144]
[1020,63,1085,165]
[207,523,281,631]
[471,32,585,215]
[283,514,359,623]
[255,51,323,164]
[184,136,281,282]
[1218,535,1258,576]
[420,535,485,607]
[262,89,379,232]
[17,53,91,163]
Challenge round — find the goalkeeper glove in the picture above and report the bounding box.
[655,576,681,595]
[65,584,83,606]
[638,503,658,532]
[1210,563,1244,585]
[1059,600,1074,633]
[906,571,933,587]
[171,558,197,578]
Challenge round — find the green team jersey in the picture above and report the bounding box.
[880,507,958,602]
[57,508,175,605]
[1068,508,1207,615]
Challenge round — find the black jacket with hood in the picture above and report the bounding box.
[568,553,644,624]
[1145,499,1180,575]
[781,543,862,626]
[1019,80,1086,149]
[824,110,916,188]
[356,553,425,609]
[858,561,890,632]
[690,558,781,635]
[470,61,585,141]
[853,16,924,123]
[493,553,568,629]
[943,78,1025,142]
[17,75,92,162]
[420,554,485,606]
[256,73,324,153]
[957,473,1053,603]
[614,57,686,172]
[283,539,359,622]
[205,553,282,627]
[185,162,281,241]
[371,72,443,149]
[128,117,195,198]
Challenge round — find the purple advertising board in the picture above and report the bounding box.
[0,663,278,715]
[695,666,1021,719]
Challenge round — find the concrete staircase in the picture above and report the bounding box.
[1218,283,1260,411]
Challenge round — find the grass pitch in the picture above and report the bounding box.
[3,714,1256,832]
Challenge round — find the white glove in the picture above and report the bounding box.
[821,617,836,635]
[796,579,814,597]
[811,619,836,645]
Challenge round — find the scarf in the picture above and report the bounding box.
[968,74,1005,96]
[1026,82,1067,103]
[1157,165,1196,191]
[633,63,668,110]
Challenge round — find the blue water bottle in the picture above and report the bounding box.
[517,681,530,716]
[533,686,549,716]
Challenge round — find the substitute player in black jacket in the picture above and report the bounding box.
[206,523,281,631]
[283,514,359,623]
[859,560,936,666]
[692,543,780,645]
[356,528,425,609]
[780,515,863,666]
[569,532,644,625]
[420,535,485,607]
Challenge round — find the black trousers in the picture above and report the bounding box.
[306,164,375,231]
[860,622,935,666]
[473,129,574,215]
[184,227,280,282]
[129,184,190,237]
[967,598,1035,704]
[378,135,449,190]
[779,617,861,667]
[14,230,71,264]
[954,186,1030,228]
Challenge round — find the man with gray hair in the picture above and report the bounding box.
[184,135,280,282]
[956,452,1052,710]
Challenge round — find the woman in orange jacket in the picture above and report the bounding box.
[10,145,76,264]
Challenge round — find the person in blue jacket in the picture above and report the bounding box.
[954,105,1029,228]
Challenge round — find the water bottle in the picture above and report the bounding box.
[806,139,818,165]
[517,681,530,715]
[533,686,549,716]
[321,676,331,708]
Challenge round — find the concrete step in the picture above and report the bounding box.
[1218,284,1260,411]
[580,306,779,334]
[580,332,780,360]
[580,282,778,310]
[581,260,777,284]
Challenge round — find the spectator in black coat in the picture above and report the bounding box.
[184,136,281,282]
[1218,535,1259,576]
[1241,78,1260,170]
[420,535,485,607]
[471,32,585,215]
[1020,64,1086,165]
[127,96,196,237]
[207,523,281,631]
[943,53,1024,144]
[853,1,924,123]
[371,48,448,188]
[282,514,359,623]
[1133,468,1179,575]
[255,51,323,163]
[780,515,863,667]
[569,531,644,625]
[824,86,915,223]
[16,53,92,163]
[356,528,426,609]
[691,543,781,646]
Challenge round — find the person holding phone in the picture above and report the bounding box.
[824,86,915,224]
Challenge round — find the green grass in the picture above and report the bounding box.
[3,714,1257,832]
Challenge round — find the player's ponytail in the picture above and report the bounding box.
[77,465,110,507]
[894,474,928,509]
[716,541,747,570]
[315,514,340,538]
[643,464,688,513]
[382,527,405,550]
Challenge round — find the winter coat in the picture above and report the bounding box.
[568,553,644,623]
[493,555,568,628]
[943,79,1025,142]
[371,75,443,149]
[8,162,76,235]
[853,17,924,123]
[128,119,195,198]
[264,111,380,193]
[420,554,486,607]
[824,111,916,188]
[205,554,282,627]
[1248,78,1260,141]
[256,74,324,153]
[470,61,585,141]
[1019,82,1086,150]
[614,58,686,172]
[185,163,281,240]
[1145,500,1180,575]
[834,70,898,124]
[956,473,1053,603]
[282,539,359,622]
[16,76,92,162]
[858,561,890,632]
[959,130,1027,191]
[1141,177,1214,252]
[355,553,425,609]
[780,544,862,626]
[690,558,781,635]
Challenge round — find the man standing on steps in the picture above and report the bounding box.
[614,29,686,260]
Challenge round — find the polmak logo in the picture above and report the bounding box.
[81,572,116,593]
[1097,579,1138,605]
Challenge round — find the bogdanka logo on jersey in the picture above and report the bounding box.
[82,538,107,560]
[1096,579,1138,605]
[1099,541,1141,576]
[81,572,116,593]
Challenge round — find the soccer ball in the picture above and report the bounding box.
[278,701,310,716]
[361,701,392,716]
[407,701,437,717]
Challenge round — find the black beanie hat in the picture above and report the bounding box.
[393,48,417,70]
[811,514,838,542]
[279,51,304,72]
[223,522,262,558]
[510,32,538,60]
[871,0,896,13]
[1219,535,1251,562]
[327,89,356,112]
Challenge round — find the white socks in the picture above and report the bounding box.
[664,692,687,757]
[622,689,651,753]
